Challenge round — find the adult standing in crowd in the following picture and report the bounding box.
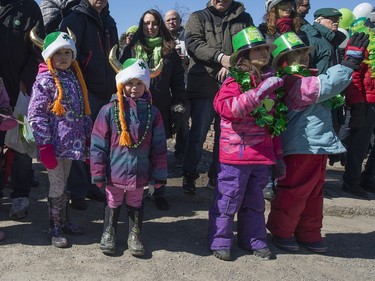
[60,0,118,210]
[259,0,305,43]
[342,18,375,199]
[182,0,253,193]
[301,8,347,168]
[121,9,186,211]
[294,0,311,26]
[165,9,190,168]
[39,0,80,33]
[0,0,45,220]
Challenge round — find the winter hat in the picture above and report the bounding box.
[313,8,342,20]
[126,25,138,35]
[272,31,315,69]
[116,58,151,146]
[115,58,150,90]
[42,31,77,61]
[265,0,294,13]
[230,26,276,67]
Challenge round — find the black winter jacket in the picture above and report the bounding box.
[60,0,118,104]
[0,0,44,107]
[184,1,253,99]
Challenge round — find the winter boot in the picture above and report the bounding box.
[48,197,68,248]
[127,205,145,256]
[100,205,120,255]
[61,192,85,235]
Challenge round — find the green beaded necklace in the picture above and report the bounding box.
[228,67,288,137]
[113,101,152,148]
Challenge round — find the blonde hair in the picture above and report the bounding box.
[46,58,91,116]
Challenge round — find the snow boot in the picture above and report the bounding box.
[127,205,145,256]
[61,191,85,235]
[100,205,120,255]
[48,197,68,248]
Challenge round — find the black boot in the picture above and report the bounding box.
[61,192,85,235]
[127,205,145,256]
[48,197,68,248]
[100,205,121,255]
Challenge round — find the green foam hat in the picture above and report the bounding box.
[42,31,76,61]
[272,32,315,69]
[230,26,276,67]
[115,58,150,90]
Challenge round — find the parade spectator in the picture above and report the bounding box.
[91,58,167,256]
[165,9,189,167]
[342,18,375,199]
[301,8,347,169]
[121,9,186,210]
[294,0,311,26]
[0,0,45,220]
[39,0,80,33]
[28,30,92,247]
[267,31,367,253]
[208,26,284,261]
[182,0,253,193]
[60,0,118,210]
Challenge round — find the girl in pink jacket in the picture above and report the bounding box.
[208,26,286,261]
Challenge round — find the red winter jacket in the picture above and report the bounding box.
[345,53,375,105]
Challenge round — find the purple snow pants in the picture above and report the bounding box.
[208,163,269,251]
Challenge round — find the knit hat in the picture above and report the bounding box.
[115,58,150,90]
[272,32,315,69]
[126,25,138,35]
[230,26,276,66]
[42,31,77,61]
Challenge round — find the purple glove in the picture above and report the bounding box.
[39,144,58,170]
[255,77,284,101]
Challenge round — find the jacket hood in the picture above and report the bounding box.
[75,0,113,26]
[207,1,244,19]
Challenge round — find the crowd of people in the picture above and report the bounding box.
[0,0,373,261]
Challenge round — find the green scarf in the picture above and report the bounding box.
[229,67,288,137]
[276,64,345,110]
[134,37,162,66]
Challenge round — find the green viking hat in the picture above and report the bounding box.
[230,26,276,67]
[272,31,315,69]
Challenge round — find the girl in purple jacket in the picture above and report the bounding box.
[208,26,286,261]
[28,30,92,248]
[91,57,167,257]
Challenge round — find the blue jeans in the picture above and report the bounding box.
[183,98,219,180]
[67,94,108,199]
[174,100,190,159]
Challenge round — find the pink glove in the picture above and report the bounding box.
[39,144,58,170]
[255,77,284,101]
[154,184,163,189]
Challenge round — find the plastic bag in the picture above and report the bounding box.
[4,92,36,158]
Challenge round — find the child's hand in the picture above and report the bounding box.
[255,77,284,100]
[95,182,105,188]
[273,158,286,180]
[39,144,58,169]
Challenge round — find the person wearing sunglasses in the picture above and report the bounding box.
[295,0,311,26]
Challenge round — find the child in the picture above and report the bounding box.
[208,26,286,261]
[90,57,167,256]
[267,31,368,253]
[0,77,18,241]
[28,29,92,248]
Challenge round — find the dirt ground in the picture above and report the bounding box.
[0,149,374,281]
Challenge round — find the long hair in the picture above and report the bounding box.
[127,9,175,57]
[264,3,301,36]
[234,50,263,87]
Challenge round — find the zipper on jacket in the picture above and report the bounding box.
[239,132,244,159]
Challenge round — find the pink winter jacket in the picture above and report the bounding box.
[213,76,282,165]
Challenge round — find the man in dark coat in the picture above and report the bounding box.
[60,0,118,210]
[0,0,45,220]
[182,0,253,193]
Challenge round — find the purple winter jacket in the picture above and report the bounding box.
[28,64,92,161]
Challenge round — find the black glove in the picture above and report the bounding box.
[342,32,370,70]
[349,103,366,130]
[171,104,185,135]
